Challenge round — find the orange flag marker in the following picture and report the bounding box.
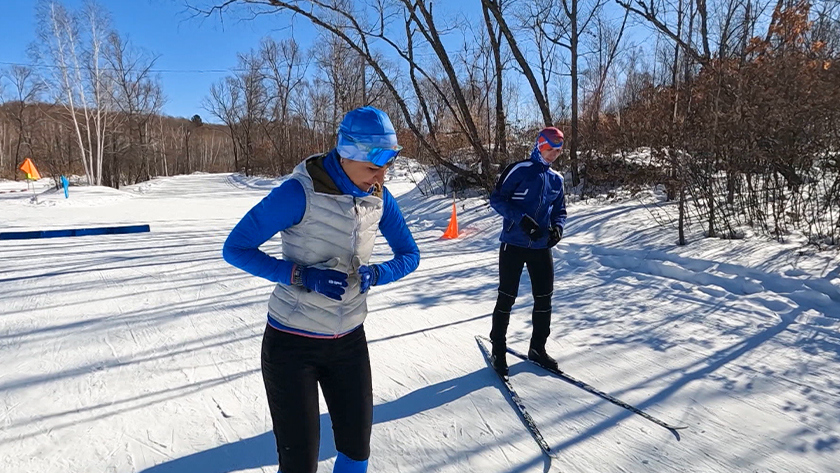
[19,158,42,180]
[442,201,459,239]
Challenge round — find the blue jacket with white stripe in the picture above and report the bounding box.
[490,148,567,249]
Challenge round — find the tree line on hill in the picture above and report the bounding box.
[2,0,838,246]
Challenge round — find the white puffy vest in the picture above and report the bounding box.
[267,156,384,335]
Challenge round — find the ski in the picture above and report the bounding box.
[478,336,689,437]
[475,336,558,459]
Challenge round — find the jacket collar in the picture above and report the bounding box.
[529,145,551,171]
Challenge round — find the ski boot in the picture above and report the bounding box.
[527,345,558,371]
[491,342,509,377]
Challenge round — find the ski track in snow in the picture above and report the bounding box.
[1,172,839,473]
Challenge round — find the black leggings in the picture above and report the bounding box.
[489,243,554,348]
[261,324,373,473]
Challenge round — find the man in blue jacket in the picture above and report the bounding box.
[488,127,567,376]
[223,106,420,473]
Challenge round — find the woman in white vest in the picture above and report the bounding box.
[223,106,420,473]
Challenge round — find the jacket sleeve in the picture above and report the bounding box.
[551,183,567,228]
[489,163,527,222]
[374,187,420,285]
[222,179,306,285]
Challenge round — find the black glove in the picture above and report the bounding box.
[547,225,563,247]
[519,215,542,240]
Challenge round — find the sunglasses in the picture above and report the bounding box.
[364,145,402,167]
[339,138,403,167]
[539,131,564,149]
[538,140,564,153]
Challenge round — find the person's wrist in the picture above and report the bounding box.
[291,264,305,286]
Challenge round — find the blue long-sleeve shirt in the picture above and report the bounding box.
[222,152,420,287]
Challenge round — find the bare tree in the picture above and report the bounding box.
[204,76,243,173]
[480,0,509,159]
[236,51,268,176]
[203,51,267,176]
[0,66,45,176]
[35,0,113,185]
[261,37,310,174]
[193,0,494,187]
[105,31,164,185]
[315,34,368,119]
[615,0,713,65]
[812,0,840,54]
[536,0,610,186]
[482,0,554,126]
[0,76,7,174]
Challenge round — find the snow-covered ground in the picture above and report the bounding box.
[1,168,839,473]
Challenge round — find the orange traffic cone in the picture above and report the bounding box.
[442,202,459,239]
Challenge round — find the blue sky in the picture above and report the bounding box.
[0,0,319,118]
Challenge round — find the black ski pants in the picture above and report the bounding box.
[261,324,373,473]
[489,243,554,350]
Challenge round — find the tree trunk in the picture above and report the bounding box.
[481,1,507,162]
[678,185,687,245]
[668,0,684,202]
[570,0,581,187]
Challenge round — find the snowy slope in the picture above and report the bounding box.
[1,168,838,473]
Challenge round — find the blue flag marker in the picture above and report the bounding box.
[60,175,69,198]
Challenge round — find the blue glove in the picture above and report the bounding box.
[293,266,348,301]
[359,265,379,294]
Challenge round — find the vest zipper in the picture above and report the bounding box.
[352,197,361,256]
[529,172,546,249]
[340,197,361,335]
